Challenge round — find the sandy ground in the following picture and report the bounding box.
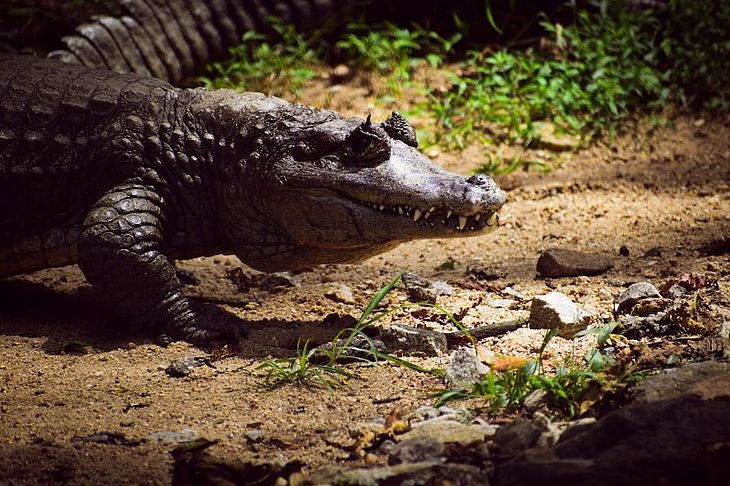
[1,74,729,484]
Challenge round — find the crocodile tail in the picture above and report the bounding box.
[47,0,358,84]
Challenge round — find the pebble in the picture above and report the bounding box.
[529,292,593,337]
[165,356,214,378]
[379,324,447,357]
[503,286,526,300]
[616,282,661,314]
[399,419,487,447]
[536,248,613,278]
[324,284,356,304]
[445,348,489,387]
[259,272,297,290]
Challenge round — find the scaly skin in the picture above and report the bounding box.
[48,0,359,84]
[0,53,505,343]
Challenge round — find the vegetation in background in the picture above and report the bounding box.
[201,0,728,174]
[200,19,324,95]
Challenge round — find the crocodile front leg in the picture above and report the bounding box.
[77,182,244,343]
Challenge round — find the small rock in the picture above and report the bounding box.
[490,299,517,309]
[405,285,438,304]
[313,462,483,486]
[537,248,613,278]
[616,282,661,314]
[244,428,265,444]
[411,406,474,425]
[631,360,730,403]
[401,271,451,304]
[630,297,672,316]
[79,432,131,445]
[493,420,543,456]
[388,436,445,465]
[149,427,198,444]
[619,245,630,257]
[430,281,453,296]
[665,283,688,299]
[529,292,592,337]
[259,272,297,290]
[324,284,356,304]
[503,286,526,300]
[618,313,669,339]
[402,271,430,288]
[330,63,351,82]
[165,357,214,378]
[379,324,447,357]
[445,348,489,387]
[534,122,580,151]
[643,246,662,257]
[399,419,487,447]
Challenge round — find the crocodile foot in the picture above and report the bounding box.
[162,303,249,346]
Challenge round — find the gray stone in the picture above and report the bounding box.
[402,271,452,304]
[388,436,445,465]
[665,283,688,299]
[445,348,489,387]
[259,272,297,290]
[314,462,486,486]
[616,282,661,314]
[493,420,542,457]
[380,324,447,357]
[490,299,517,309]
[629,297,672,316]
[411,405,474,425]
[503,287,526,300]
[631,360,730,403]
[165,356,214,378]
[430,281,454,296]
[399,419,487,447]
[617,313,669,339]
[529,292,592,337]
[495,360,730,486]
[324,284,356,304]
[537,248,613,278]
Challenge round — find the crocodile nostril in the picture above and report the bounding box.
[467,173,495,189]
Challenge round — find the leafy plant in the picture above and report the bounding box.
[199,18,323,95]
[435,323,626,416]
[257,269,441,389]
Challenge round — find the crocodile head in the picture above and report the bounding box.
[228,110,505,272]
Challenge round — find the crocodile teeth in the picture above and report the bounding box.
[424,211,431,220]
[474,213,482,221]
[487,213,498,225]
[398,206,404,215]
[458,216,467,230]
[379,204,385,211]
[446,210,452,219]
[413,209,423,222]
[428,206,436,213]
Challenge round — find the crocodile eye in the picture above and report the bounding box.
[350,133,371,155]
[345,115,391,166]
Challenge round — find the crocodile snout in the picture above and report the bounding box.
[466,173,506,211]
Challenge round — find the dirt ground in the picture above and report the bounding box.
[0,74,729,484]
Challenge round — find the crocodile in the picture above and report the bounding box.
[48,0,360,84]
[0,53,505,343]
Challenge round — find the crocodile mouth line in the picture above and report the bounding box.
[359,200,499,232]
